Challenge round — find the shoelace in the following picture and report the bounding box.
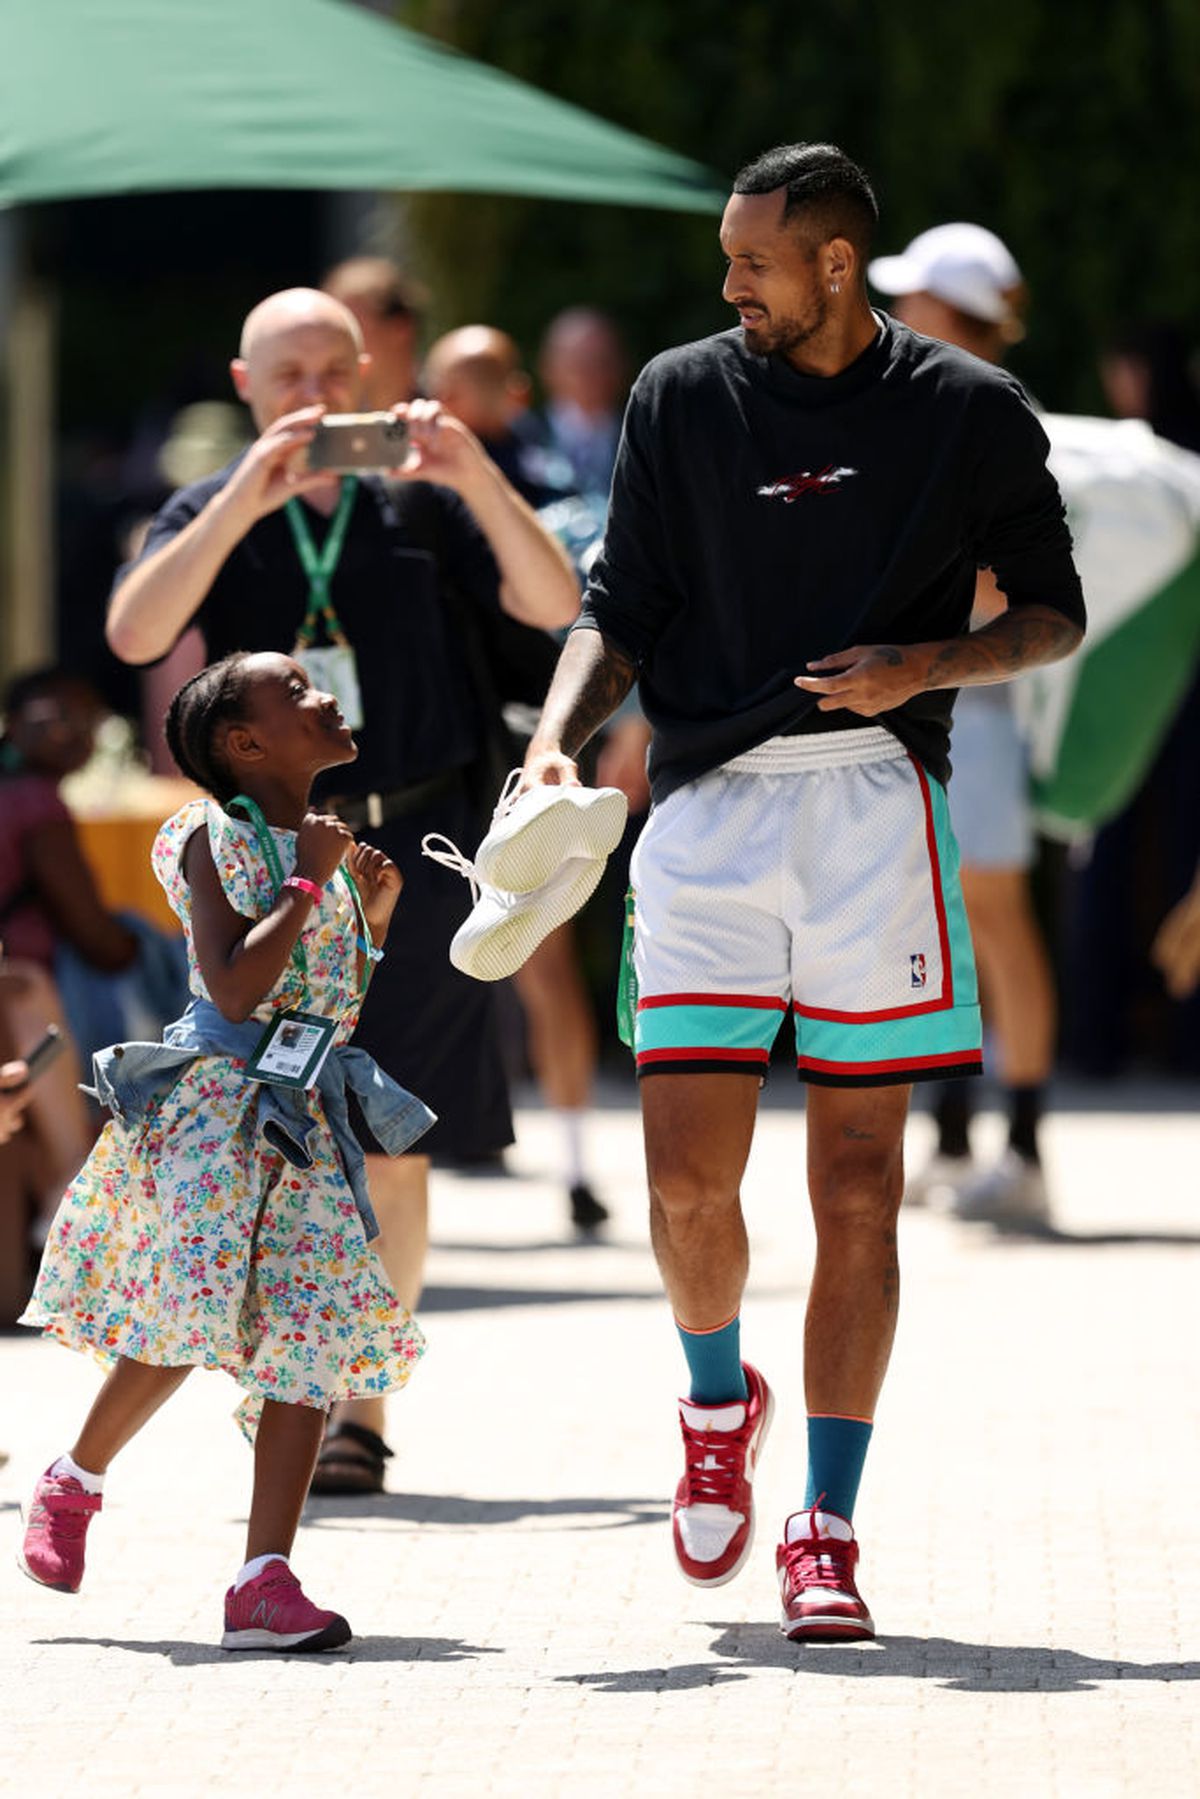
[252,1566,300,1597]
[420,833,483,904]
[780,1499,856,1592]
[490,768,525,823]
[679,1415,752,1505]
[34,1488,99,1537]
[781,1538,854,1591]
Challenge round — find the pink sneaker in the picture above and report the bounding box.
[777,1504,875,1642]
[19,1465,103,1593]
[672,1363,774,1587]
[222,1561,352,1652]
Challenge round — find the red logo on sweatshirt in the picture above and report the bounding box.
[757,466,858,502]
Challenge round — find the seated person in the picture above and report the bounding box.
[0,668,186,1068]
[1,669,138,978]
[0,954,91,1239]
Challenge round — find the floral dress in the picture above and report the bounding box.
[22,798,424,1426]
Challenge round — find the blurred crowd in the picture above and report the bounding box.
[2,236,1199,1319]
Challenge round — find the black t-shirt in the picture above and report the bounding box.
[579,317,1086,802]
[119,463,503,794]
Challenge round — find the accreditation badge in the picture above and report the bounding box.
[246,1009,338,1089]
[294,643,365,731]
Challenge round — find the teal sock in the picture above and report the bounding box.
[803,1414,873,1521]
[675,1314,748,1406]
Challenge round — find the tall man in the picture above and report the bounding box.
[520,144,1085,1640]
[107,287,578,1490]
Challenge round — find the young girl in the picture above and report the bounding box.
[18,650,432,1651]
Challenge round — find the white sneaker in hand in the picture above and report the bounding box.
[421,835,606,982]
[474,770,628,894]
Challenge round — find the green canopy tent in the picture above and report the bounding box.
[0,0,725,669]
[0,0,725,211]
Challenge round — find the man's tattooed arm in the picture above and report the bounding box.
[526,626,638,769]
[798,603,1084,718]
[922,604,1084,690]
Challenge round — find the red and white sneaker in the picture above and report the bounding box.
[776,1504,875,1642]
[19,1465,103,1593]
[221,1561,352,1653]
[672,1363,773,1587]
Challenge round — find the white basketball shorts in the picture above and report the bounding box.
[628,727,982,1087]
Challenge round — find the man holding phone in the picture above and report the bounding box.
[107,286,579,1491]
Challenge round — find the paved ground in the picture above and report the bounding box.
[2,1079,1198,1797]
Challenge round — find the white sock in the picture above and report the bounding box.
[234,1552,288,1591]
[558,1108,587,1187]
[51,1452,104,1495]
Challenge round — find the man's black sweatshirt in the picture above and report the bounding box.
[578,316,1085,805]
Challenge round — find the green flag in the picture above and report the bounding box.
[1015,415,1200,838]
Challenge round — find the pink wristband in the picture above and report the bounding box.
[282,875,323,903]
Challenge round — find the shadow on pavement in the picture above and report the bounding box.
[303,1492,668,1532]
[560,1665,750,1692]
[32,1634,500,1666]
[419,1284,660,1313]
[976,1223,1200,1248]
[704,1623,1200,1692]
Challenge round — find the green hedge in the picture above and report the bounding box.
[402,0,1200,409]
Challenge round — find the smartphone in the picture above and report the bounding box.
[19,1025,66,1085]
[307,412,410,473]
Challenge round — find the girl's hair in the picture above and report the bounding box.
[164,653,256,802]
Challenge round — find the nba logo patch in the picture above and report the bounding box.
[910,952,927,989]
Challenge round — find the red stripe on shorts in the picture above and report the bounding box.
[791,756,954,1022]
[637,992,788,1012]
[796,1049,983,1076]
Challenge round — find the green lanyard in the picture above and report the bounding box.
[284,476,358,647]
[226,794,372,1000]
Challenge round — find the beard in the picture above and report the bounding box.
[741,292,829,358]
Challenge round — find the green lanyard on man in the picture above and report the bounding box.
[285,477,365,729]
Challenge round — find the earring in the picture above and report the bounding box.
[830,281,841,296]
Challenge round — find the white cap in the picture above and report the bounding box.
[868,223,1023,325]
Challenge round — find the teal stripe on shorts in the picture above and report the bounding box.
[636,1000,785,1060]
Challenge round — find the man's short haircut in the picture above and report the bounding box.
[322,256,428,324]
[733,144,879,258]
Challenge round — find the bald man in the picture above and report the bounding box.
[424,326,581,510]
[107,287,578,1491]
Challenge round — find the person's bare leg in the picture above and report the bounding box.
[803,1084,910,1417]
[960,866,1055,1085]
[513,924,596,1111]
[641,1074,759,1327]
[514,922,607,1225]
[246,1401,327,1561]
[327,1151,428,1443]
[72,1356,192,1474]
[364,1151,430,1310]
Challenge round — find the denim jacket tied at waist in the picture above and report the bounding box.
[87,999,436,1242]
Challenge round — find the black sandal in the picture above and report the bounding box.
[309,1422,394,1496]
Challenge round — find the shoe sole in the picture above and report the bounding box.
[450,859,606,982]
[221,1616,352,1652]
[476,790,627,894]
[780,1610,876,1643]
[675,1379,775,1589]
